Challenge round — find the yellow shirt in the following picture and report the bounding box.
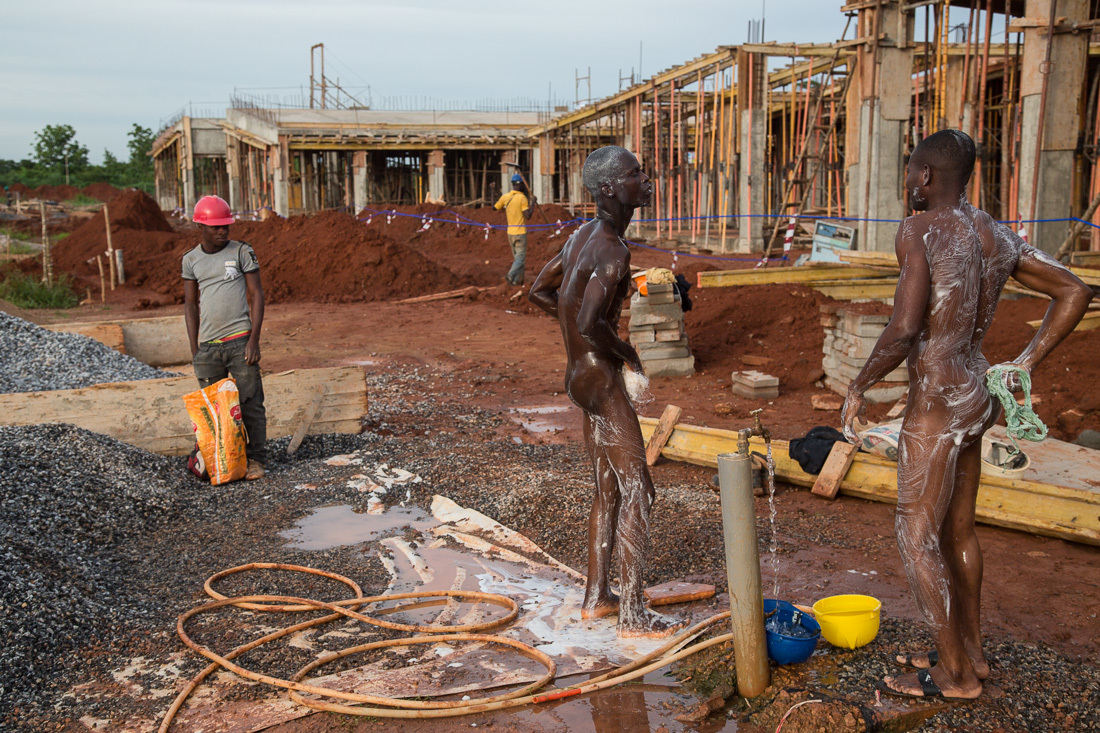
[494,190,529,235]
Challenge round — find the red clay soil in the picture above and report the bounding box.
[32,184,82,201]
[81,182,121,202]
[7,182,31,197]
[38,195,1100,440]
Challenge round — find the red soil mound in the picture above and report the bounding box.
[82,183,121,202]
[33,184,82,201]
[7,182,31,196]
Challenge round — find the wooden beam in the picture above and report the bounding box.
[44,315,191,366]
[696,265,892,288]
[286,387,326,455]
[0,366,367,456]
[811,440,861,499]
[1028,310,1100,331]
[638,417,1100,546]
[808,278,899,300]
[645,404,683,466]
[42,323,126,354]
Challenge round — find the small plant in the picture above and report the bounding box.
[0,270,79,308]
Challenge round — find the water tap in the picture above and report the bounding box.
[737,408,772,456]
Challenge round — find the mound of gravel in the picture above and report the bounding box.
[0,312,167,394]
[0,424,187,720]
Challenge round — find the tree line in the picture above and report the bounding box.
[0,124,155,195]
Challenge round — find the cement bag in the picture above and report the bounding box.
[183,378,247,485]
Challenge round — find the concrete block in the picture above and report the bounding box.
[732,383,779,400]
[650,319,682,331]
[645,282,675,294]
[731,370,779,388]
[643,355,695,377]
[638,337,688,351]
[629,301,683,320]
[639,345,692,360]
[824,376,908,404]
[630,311,681,327]
[820,314,839,328]
[641,291,677,305]
[655,328,684,342]
[630,330,656,344]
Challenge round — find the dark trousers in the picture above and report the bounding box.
[193,340,267,463]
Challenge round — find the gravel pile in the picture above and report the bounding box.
[0,312,167,394]
[0,424,187,722]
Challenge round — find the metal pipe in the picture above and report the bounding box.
[717,445,770,698]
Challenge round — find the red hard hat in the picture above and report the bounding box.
[193,195,234,226]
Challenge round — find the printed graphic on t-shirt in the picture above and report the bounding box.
[224,260,241,280]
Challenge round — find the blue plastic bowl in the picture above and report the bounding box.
[763,599,821,665]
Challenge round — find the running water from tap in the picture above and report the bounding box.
[764,442,779,600]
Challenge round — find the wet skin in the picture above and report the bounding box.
[530,149,684,638]
[841,139,1092,698]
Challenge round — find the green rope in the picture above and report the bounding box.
[985,364,1047,452]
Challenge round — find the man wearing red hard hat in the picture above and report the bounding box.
[182,195,268,480]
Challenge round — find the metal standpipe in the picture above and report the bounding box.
[717,440,770,698]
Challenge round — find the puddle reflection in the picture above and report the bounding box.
[280,504,434,550]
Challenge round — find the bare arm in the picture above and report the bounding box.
[244,270,264,365]
[529,251,563,318]
[576,247,642,372]
[183,279,200,357]
[1007,245,1092,373]
[523,192,535,220]
[842,221,930,441]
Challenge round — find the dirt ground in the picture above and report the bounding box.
[13,198,1100,731]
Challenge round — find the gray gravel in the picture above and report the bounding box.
[0,312,167,394]
[0,424,187,722]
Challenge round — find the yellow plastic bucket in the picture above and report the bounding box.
[811,594,881,649]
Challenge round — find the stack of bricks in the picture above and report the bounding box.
[627,282,695,377]
[821,304,908,403]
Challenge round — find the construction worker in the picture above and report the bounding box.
[182,195,268,480]
[493,173,535,285]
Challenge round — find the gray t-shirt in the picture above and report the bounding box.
[181,240,259,342]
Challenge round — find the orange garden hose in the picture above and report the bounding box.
[159,562,734,730]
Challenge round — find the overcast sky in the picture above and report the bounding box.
[2,1,855,164]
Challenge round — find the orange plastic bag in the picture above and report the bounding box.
[182,378,247,485]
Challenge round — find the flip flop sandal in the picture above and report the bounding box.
[878,669,974,701]
[896,650,938,668]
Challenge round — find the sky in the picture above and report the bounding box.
[1,1,855,164]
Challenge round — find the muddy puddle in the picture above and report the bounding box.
[280,504,434,550]
[508,404,572,444]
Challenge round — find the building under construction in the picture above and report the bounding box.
[152,0,1100,258]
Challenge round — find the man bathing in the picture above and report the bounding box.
[529,146,683,638]
[842,130,1090,699]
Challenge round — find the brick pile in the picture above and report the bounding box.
[821,304,908,403]
[627,282,695,377]
[731,370,779,399]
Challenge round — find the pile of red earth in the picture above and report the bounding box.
[81,183,121,202]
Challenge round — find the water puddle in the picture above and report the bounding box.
[280,504,434,550]
[509,405,571,435]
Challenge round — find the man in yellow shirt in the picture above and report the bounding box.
[494,174,535,285]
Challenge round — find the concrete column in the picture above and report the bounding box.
[272,136,290,217]
[428,149,445,202]
[352,150,368,211]
[500,149,518,192]
[846,1,913,252]
[530,144,543,202]
[736,50,766,253]
[942,56,974,140]
[568,149,584,214]
[225,139,241,213]
[1016,0,1089,254]
[181,117,196,215]
[539,133,555,205]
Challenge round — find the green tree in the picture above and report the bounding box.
[103,148,120,167]
[127,124,154,169]
[32,124,89,171]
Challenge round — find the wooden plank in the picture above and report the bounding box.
[645,404,682,466]
[1070,251,1100,266]
[837,250,899,266]
[644,581,716,607]
[1028,310,1100,331]
[696,265,891,289]
[638,417,1100,547]
[1069,267,1100,287]
[43,315,190,366]
[0,366,367,456]
[811,440,861,499]
[286,388,326,455]
[808,278,898,300]
[43,323,126,353]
